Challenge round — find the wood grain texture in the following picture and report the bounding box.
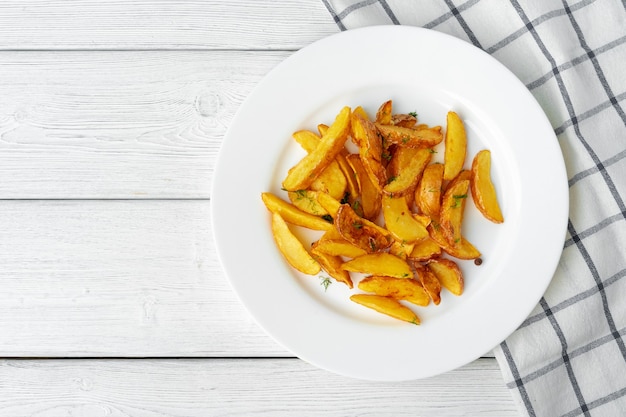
[0,199,286,356]
[0,358,517,417]
[0,51,289,198]
[0,0,339,50]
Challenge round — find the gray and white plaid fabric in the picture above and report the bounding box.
[321,1,626,416]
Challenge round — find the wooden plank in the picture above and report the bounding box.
[0,199,497,358]
[0,50,288,198]
[0,358,516,416]
[0,0,338,50]
[0,199,285,356]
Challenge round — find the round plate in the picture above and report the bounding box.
[211,26,568,381]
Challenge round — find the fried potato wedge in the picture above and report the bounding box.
[392,113,417,128]
[313,238,368,258]
[382,194,429,243]
[316,191,342,218]
[416,163,444,219]
[353,105,370,121]
[409,237,442,262]
[427,222,481,260]
[359,276,430,306]
[342,253,413,278]
[389,240,415,260]
[346,154,381,221]
[283,106,351,191]
[414,264,441,305]
[376,124,443,148]
[291,130,348,200]
[471,150,504,223]
[311,246,353,288]
[271,213,321,275]
[376,100,393,125]
[350,294,420,324]
[317,123,329,136]
[383,147,432,196]
[445,169,471,192]
[443,111,467,181]
[427,258,464,296]
[440,179,470,246]
[262,192,333,231]
[351,114,387,191]
[335,204,393,253]
[287,190,328,216]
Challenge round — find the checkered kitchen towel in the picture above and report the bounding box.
[321,1,626,416]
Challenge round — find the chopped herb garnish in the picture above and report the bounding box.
[340,192,351,205]
[428,149,437,154]
[369,240,377,251]
[387,176,397,184]
[402,136,410,144]
[321,214,333,223]
[352,222,363,229]
[319,277,332,291]
[408,111,418,118]
[402,273,410,278]
[382,151,392,161]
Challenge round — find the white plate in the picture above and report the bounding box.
[211,26,568,381]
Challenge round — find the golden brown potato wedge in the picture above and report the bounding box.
[383,147,431,197]
[440,179,470,246]
[416,163,444,219]
[291,130,348,200]
[445,169,471,192]
[346,154,381,221]
[271,213,321,275]
[350,294,420,324]
[382,194,429,243]
[358,276,430,306]
[351,114,387,191]
[313,238,368,258]
[353,105,370,121]
[392,113,417,128]
[409,237,442,262]
[342,253,413,278]
[317,123,329,136]
[283,106,351,191]
[311,246,353,288]
[376,124,443,148]
[287,190,328,216]
[335,204,393,253]
[316,192,342,218]
[427,258,464,296]
[376,100,393,125]
[414,263,441,305]
[471,150,504,223]
[427,222,481,260]
[443,111,467,181]
[262,192,333,231]
[388,240,415,260]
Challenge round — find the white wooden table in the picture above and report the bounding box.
[0,1,518,415]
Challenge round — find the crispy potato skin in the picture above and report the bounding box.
[346,154,381,221]
[376,124,443,148]
[376,100,393,125]
[351,114,387,191]
[471,150,504,223]
[383,147,431,197]
[335,204,393,253]
[350,294,420,324]
[311,247,353,288]
[427,222,481,260]
[414,264,441,305]
[440,179,470,246]
[409,237,442,262]
[427,258,464,296]
[416,163,444,219]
